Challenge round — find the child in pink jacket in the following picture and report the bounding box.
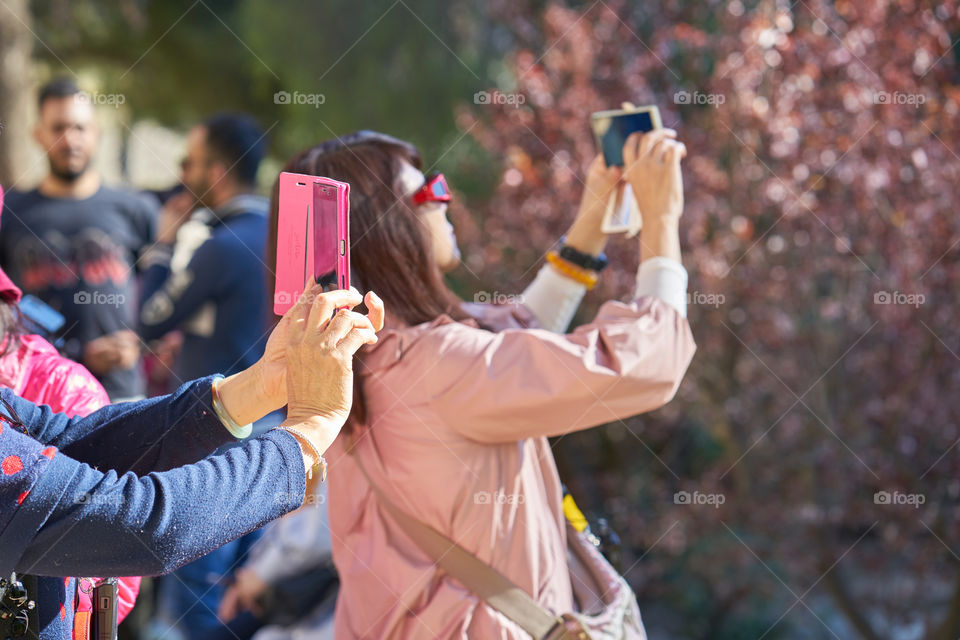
[267,128,694,638]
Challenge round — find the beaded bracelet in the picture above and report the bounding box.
[545,250,599,289]
[278,427,328,482]
[210,376,253,440]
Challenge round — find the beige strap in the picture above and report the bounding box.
[349,441,563,639]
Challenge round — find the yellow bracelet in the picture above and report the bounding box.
[545,251,599,289]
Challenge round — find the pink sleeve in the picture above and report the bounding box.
[41,360,110,417]
[116,576,141,622]
[432,296,696,443]
[17,335,110,417]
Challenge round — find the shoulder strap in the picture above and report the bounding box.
[348,442,562,639]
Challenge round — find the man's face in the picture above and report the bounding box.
[34,95,98,182]
[180,126,216,207]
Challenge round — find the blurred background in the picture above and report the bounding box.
[2,0,959,638]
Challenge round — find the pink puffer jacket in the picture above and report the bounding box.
[0,333,141,623]
[0,334,110,416]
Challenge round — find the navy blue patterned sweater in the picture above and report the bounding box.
[0,376,306,639]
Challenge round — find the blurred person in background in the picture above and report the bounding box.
[136,112,276,640]
[137,183,186,398]
[217,483,338,640]
[0,78,156,402]
[257,129,695,638]
[139,112,269,387]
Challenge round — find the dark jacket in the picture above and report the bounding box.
[139,195,270,384]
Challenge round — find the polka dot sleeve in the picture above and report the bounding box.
[0,419,57,536]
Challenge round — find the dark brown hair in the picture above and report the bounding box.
[0,301,24,357]
[265,131,471,426]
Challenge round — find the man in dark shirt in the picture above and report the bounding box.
[0,78,156,401]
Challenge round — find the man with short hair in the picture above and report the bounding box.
[139,112,270,385]
[0,78,156,402]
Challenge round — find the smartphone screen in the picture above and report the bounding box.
[313,182,339,291]
[591,105,662,166]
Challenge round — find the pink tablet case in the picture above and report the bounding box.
[275,171,350,316]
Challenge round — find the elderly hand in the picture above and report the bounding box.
[280,286,384,459]
[257,285,383,409]
[215,285,384,434]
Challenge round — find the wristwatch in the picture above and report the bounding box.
[558,240,609,272]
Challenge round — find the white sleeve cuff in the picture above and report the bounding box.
[521,264,588,333]
[634,257,689,317]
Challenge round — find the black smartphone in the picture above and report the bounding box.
[591,105,662,166]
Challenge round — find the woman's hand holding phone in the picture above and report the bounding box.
[216,285,383,450]
[280,285,384,464]
[622,128,686,263]
[564,154,623,256]
[623,128,686,225]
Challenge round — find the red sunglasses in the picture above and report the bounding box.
[411,173,451,206]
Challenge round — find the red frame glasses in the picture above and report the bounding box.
[411,173,451,206]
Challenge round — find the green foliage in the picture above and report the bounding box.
[28,0,501,167]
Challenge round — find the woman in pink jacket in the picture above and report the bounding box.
[266,128,695,638]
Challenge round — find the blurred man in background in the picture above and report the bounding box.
[138,112,269,386]
[0,78,156,402]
